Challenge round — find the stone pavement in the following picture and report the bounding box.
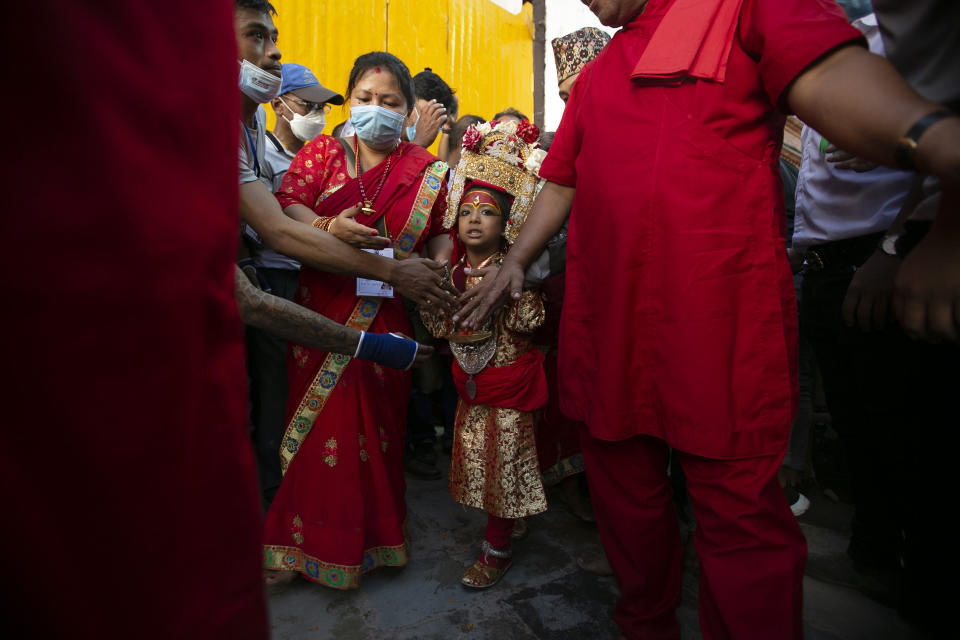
[267,448,926,640]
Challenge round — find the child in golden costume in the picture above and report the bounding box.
[420,119,549,588]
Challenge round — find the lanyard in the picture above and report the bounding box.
[241,121,261,178]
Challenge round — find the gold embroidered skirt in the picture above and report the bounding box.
[448,402,547,519]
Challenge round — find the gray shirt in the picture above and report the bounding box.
[873,0,960,107]
[238,106,269,185]
[246,130,301,270]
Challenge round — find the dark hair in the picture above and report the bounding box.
[449,115,485,151]
[413,67,456,114]
[346,52,415,114]
[538,131,556,152]
[493,107,528,122]
[234,0,276,15]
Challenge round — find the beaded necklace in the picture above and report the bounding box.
[355,137,400,216]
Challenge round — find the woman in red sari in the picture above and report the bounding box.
[263,52,451,589]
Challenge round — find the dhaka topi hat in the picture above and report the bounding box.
[551,27,611,85]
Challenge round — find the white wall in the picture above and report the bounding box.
[543,0,617,131]
[488,0,523,13]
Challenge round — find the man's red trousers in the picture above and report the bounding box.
[580,430,806,639]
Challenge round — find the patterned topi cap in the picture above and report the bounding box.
[551,27,611,85]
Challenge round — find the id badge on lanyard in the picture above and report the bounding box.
[356,217,394,297]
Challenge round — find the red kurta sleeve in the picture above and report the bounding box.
[740,0,865,109]
[538,60,596,188]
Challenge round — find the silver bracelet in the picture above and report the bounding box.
[353,330,366,358]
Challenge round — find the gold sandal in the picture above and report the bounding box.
[461,541,513,588]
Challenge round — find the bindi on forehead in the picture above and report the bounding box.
[374,66,382,74]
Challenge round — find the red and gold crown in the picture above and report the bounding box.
[444,119,547,244]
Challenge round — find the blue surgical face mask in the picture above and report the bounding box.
[405,108,420,142]
[350,104,405,151]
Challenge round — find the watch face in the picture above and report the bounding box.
[881,235,899,256]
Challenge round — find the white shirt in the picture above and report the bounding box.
[791,14,915,250]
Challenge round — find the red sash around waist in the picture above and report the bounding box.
[452,348,547,412]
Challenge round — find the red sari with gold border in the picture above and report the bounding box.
[263,136,447,589]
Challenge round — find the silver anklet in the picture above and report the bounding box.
[481,539,512,558]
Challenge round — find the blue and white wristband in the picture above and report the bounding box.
[354,331,419,371]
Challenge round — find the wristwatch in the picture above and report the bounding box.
[894,109,954,171]
[878,233,902,257]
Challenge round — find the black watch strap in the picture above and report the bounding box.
[894,109,954,171]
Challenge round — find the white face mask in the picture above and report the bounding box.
[238,60,282,104]
[280,97,326,141]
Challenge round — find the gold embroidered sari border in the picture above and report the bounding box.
[279,299,380,473]
[263,538,410,590]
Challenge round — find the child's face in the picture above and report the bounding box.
[457,189,505,255]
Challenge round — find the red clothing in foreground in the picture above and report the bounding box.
[539,0,861,459]
[1,2,267,637]
[580,431,806,639]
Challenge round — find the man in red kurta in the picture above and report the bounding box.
[537,3,858,637]
[458,0,960,637]
[2,1,267,637]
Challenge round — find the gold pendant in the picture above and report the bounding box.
[361,200,376,216]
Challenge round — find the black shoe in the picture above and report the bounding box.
[405,440,441,479]
[805,549,900,609]
[441,437,453,455]
[414,439,438,465]
[404,455,442,479]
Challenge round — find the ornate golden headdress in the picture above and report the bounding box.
[444,119,547,244]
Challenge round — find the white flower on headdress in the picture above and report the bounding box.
[487,139,524,168]
[477,121,493,136]
[496,120,519,136]
[524,148,547,177]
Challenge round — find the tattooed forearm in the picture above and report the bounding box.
[234,266,361,355]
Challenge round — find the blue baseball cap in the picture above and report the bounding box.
[279,63,344,105]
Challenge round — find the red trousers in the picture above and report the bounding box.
[580,430,805,640]
[485,514,514,549]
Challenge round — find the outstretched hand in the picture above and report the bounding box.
[392,332,436,366]
[329,204,391,250]
[453,260,524,329]
[391,257,458,311]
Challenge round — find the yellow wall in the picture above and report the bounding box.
[268,0,534,152]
